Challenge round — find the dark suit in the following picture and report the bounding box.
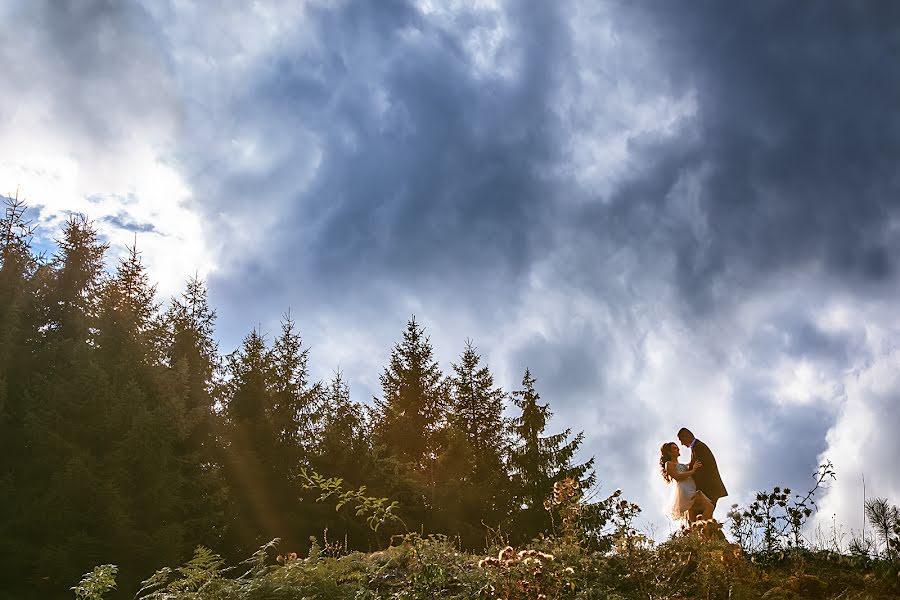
[688,439,727,507]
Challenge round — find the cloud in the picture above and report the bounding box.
[0,0,216,296]
[3,0,900,541]
[100,213,159,234]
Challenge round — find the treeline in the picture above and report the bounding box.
[0,197,594,598]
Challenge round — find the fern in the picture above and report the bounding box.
[71,564,117,600]
[136,546,225,598]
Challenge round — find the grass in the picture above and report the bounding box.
[75,527,900,600]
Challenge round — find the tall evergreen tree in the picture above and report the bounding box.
[163,275,221,447]
[442,340,510,535]
[267,311,321,478]
[0,195,39,591]
[221,328,273,533]
[0,194,37,407]
[161,275,227,549]
[43,214,108,343]
[316,369,368,478]
[9,215,119,594]
[221,315,341,556]
[372,316,447,468]
[308,370,379,546]
[370,317,448,531]
[96,243,160,372]
[508,368,595,539]
[94,241,196,587]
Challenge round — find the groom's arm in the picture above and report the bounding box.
[688,447,697,470]
[692,442,712,474]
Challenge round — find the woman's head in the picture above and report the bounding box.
[659,442,679,481]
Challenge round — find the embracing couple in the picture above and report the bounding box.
[660,428,728,524]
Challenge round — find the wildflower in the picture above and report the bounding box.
[564,566,575,574]
[499,546,515,561]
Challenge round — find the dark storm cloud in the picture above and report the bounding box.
[203,0,575,314]
[747,313,866,368]
[564,1,900,317]
[10,0,900,535]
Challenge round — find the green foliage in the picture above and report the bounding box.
[372,316,448,470]
[300,468,404,532]
[8,198,898,600]
[71,564,117,600]
[508,369,595,541]
[88,522,900,600]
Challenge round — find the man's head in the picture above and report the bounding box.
[677,427,695,447]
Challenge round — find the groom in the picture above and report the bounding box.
[678,427,727,517]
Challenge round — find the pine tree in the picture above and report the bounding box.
[224,328,270,426]
[0,194,40,423]
[0,194,37,398]
[220,327,287,555]
[370,317,449,532]
[444,340,511,532]
[508,368,595,539]
[163,275,221,444]
[9,215,125,593]
[160,276,227,550]
[372,316,447,469]
[96,242,160,373]
[309,370,378,545]
[43,214,108,343]
[0,194,39,592]
[316,369,368,479]
[267,311,321,478]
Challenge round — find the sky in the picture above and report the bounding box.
[2,0,900,541]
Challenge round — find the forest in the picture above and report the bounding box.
[0,196,594,598]
[2,196,899,600]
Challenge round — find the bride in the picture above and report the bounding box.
[660,441,714,523]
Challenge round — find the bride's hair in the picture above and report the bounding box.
[659,442,677,482]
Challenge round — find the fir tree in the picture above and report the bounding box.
[220,327,287,555]
[372,316,448,469]
[508,368,595,539]
[163,275,221,446]
[0,193,37,415]
[444,340,511,531]
[160,275,227,550]
[267,311,321,477]
[316,369,369,479]
[96,242,160,374]
[370,317,449,532]
[0,194,39,592]
[44,214,108,343]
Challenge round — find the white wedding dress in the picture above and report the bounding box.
[666,463,698,521]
